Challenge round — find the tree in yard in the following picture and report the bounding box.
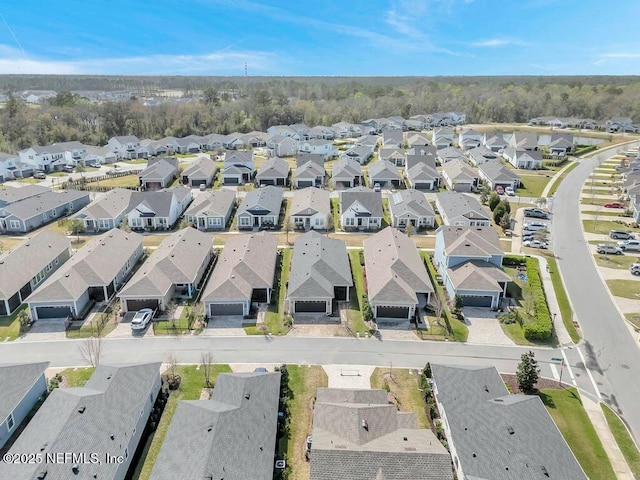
[479,183,491,205]
[537,197,547,209]
[516,350,540,393]
[17,309,31,335]
[201,351,215,388]
[499,211,512,231]
[431,293,445,327]
[283,219,292,245]
[453,294,464,312]
[79,336,102,368]
[493,203,507,223]
[325,213,334,235]
[488,192,501,211]
[502,199,511,214]
[68,218,85,242]
[118,219,131,232]
[405,222,414,237]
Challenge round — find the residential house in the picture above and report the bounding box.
[548,133,574,155]
[309,388,452,480]
[202,232,278,316]
[435,192,492,227]
[388,189,435,230]
[223,133,248,150]
[433,226,509,308]
[107,135,143,159]
[363,227,433,319]
[118,228,213,312]
[286,231,352,315]
[53,141,87,165]
[467,145,500,166]
[72,188,134,232]
[339,186,383,231]
[139,157,179,190]
[0,363,162,480]
[0,185,49,208]
[478,159,521,190]
[502,148,543,169]
[184,188,236,231]
[18,145,66,172]
[203,133,227,151]
[405,118,424,131]
[290,187,331,230]
[332,157,363,189]
[27,229,144,320]
[431,364,588,480]
[458,128,482,150]
[240,131,269,148]
[433,126,455,149]
[442,158,479,192]
[406,132,430,149]
[331,121,361,138]
[436,146,466,164]
[266,125,300,140]
[174,135,203,154]
[266,135,298,157]
[289,123,312,140]
[149,372,280,480]
[221,151,255,185]
[0,153,26,181]
[378,147,406,166]
[450,112,467,125]
[83,145,117,165]
[508,131,538,151]
[0,231,71,316]
[309,125,335,140]
[404,155,440,190]
[140,139,169,157]
[606,117,639,133]
[181,156,217,188]
[236,186,283,230]
[0,189,90,233]
[295,155,326,188]
[21,90,57,104]
[298,138,336,160]
[354,134,379,149]
[0,363,49,449]
[339,145,374,165]
[381,130,403,148]
[387,116,407,130]
[255,157,290,186]
[127,186,192,231]
[368,159,403,189]
[362,118,391,132]
[483,131,509,152]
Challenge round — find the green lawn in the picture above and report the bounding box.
[174,153,197,158]
[516,174,553,198]
[594,254,640,269]
[582,210,632,217]
[346,250,374,335]
[581,188,615,195]
[66,314,117,338]
[546,162,580,197]
[538,387,615,480]
[16,177,41,184]
[330,198,340,230]
[605,280,640,299]
[583,220,639,235]
[153,317,197,336]
[122,159,148,165]
[381,198,391,228]
[0,304,26,341]
[545,257,580,343]
[623,313,640,329]
[601,404,640,479]
[58,367,95,387]
[370,368,428,428]
[97,174,140,188]
[136,364,231,480]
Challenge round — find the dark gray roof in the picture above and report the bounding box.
[236,186,283,217]
[478,159,521,183]
[150,372,280,480]
[0,363,161,480]
[184,188,236,217]
[435,192,491,224]
[290,187,330,217]
[0,231,70,299]
[363,227,433,305]
[139,158,178,181]
[339,187,383,218]
[388,190,435,219]
[181,156,217,180]
[369,160,401,181]
[0,190,90,221]
[0,362,49,422]
[405,153,437,170]
[439,226,503,257]
[127,186,190,218]
[224,151,254,166]
[72,188,133,221]
[431,365,587,480]
[287,231,352,300]
[256,156,290,179]
[297,153,325,168]
[202,233,278,302]
[310,387,452,480]
[332,157,362,180]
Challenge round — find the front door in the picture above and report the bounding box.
[357,218,363,227]
[146,218,153,228]
[254,216,259,226]
[198,218,205,229]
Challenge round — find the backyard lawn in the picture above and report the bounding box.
[516,174,553,198]
[601,404,640,479]
[605,280,640,299]
[370,368,428,428]
[95,174,140,188]
[538,388,615,480]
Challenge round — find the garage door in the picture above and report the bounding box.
[126,299,159,312]
[209,303,244,316]
[461,295,493,307]
[145,182,162,191]
[35,306,73,319]
[453,183,471,192]
[294,301,326,313]
[224,177,239,185]
[414,183,430,190]
[297,181,313,188]
[191,179,206,187]
[259,179,275,186]
[376,306,410,319]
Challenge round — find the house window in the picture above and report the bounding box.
[345,217,354,226]
[124,448,128,461]
[130,218,142,228]
[370,218,378,225]
[207,217,220,226]
[315,218,322,226]
[158,218,167,226]
[239,217,250,226]
[55,258,59,265]
[6,413,14,431]
[52,208,57,216]
[99,219,111,229]
[9,220,20,230]
[43,212,48,220]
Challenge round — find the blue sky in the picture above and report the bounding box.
[0,0,639,76]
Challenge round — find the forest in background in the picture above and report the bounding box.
[1,75,640,153]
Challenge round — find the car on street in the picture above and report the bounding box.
[610,230,635,240]
[33,171,46,179]
[495,185,505,195]
[630,263,640,276]
[603,202,625,209]
[131,308,154,331]
[596,244,623,255]
[523,240,548,249]
[106,167,122,175]
[505,186,515,196]
[524,208,549,219]
[617,240,640,251]
[523,222,548,231]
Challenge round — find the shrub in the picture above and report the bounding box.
[488,192,500,211]
[358,250,365,266]
[503,255,526,267]
[493,203,507,223]
[361,294,373,322]
[523,257,553,341]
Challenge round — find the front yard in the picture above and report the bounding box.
[516,174,553,198]
[370,368,428,428]
[594,254,640,269]
[0,304,26,341]
[346,250,374,335]
[583,219,639,235]
[605,279,640,299]
[94,174,141,188]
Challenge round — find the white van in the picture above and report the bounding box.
[523,222,548,232]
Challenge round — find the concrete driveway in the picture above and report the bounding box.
[463,307,514,346]
[202,316,247,336]
[20,319,67,341]
[106,312,154,338]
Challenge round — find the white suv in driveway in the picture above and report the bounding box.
[131,309,154,331]
[523,222,548,232]
[617,240,640,252]
[596,244,623,255]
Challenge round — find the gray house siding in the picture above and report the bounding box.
[1,195,90,233]
[0,373,47,449]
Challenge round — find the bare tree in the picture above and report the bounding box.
[405,222,414,237]
[283,220,292,245]
[167,352,179,381]
[201,351,215,388]
[79,336,102,367]
[431,293,445,328]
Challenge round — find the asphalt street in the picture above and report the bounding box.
[553,141,640,444]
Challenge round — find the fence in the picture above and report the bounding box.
[61,170,143,190]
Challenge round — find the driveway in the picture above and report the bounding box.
[201,316,247,336]
[106,312,154,338]
[20,320,67,341]
[463,307,514,346]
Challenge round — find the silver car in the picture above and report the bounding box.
[131,309,154,331]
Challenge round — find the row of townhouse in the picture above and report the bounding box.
[529,115,639,133]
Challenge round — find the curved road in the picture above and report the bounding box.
[553,142,640,443]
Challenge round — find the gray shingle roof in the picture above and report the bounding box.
[435,192,491,224]
[236,186,283,217]
[139,158,178,181]
[287,231,352,300]
[150,372,280,480]
[447,260,510,291]
[363,227,433,305]
[0,231,70,299]
[181,156,217,180]
[406,162,439,183]
[127,186,190,218]
[442,159,478,182]
[509,131,538,149]
[478,159,521,183]
[184,188,236,217]
[256,157,290,179]
[339,187,383,218]
[224,151,254,167]
[297,153,325,168]
[332,157,362,181]
[110,135,140,144]
[310,387,452,480]
[431,364,587,480]
[0,190,90,221]
[0,363,161,480]
[439,226,503,257]
[295,160,325,180]
[0,362,49,422]
[118,228,212,299]
[382,130,403,145]
[369,160,401,181]
[378,147,405,162]
[388,190,435,219]
[28,229,143,303]
[202,233,278,302]
[290,187,330,217]
[72,188,133,222]
[437,146,466,163]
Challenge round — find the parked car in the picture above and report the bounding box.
[524,208,550,219]
[630,263,640,276]
[603,202,625,209]
[504,186,515,196]
[106,168,122,176]
[495,185,505,195]
[522,232,546,241]
[523,222,548,232]
[87,162,101,169]
[373,183,381,192]
[596,244,623,255]
[33,171,46,179]
[199,183,207,191]
[610,230,635,240]
[131,308,154,331]
[62,165,75,173]
[523,240,548,249]
[617,240,640,251]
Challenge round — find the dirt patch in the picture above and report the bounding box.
[502,373,568,395]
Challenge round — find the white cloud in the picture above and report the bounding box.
[470,38,531,48]
[595,52,640,65]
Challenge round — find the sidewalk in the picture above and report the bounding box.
[581,396,635,480]
[535,254,574,346]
